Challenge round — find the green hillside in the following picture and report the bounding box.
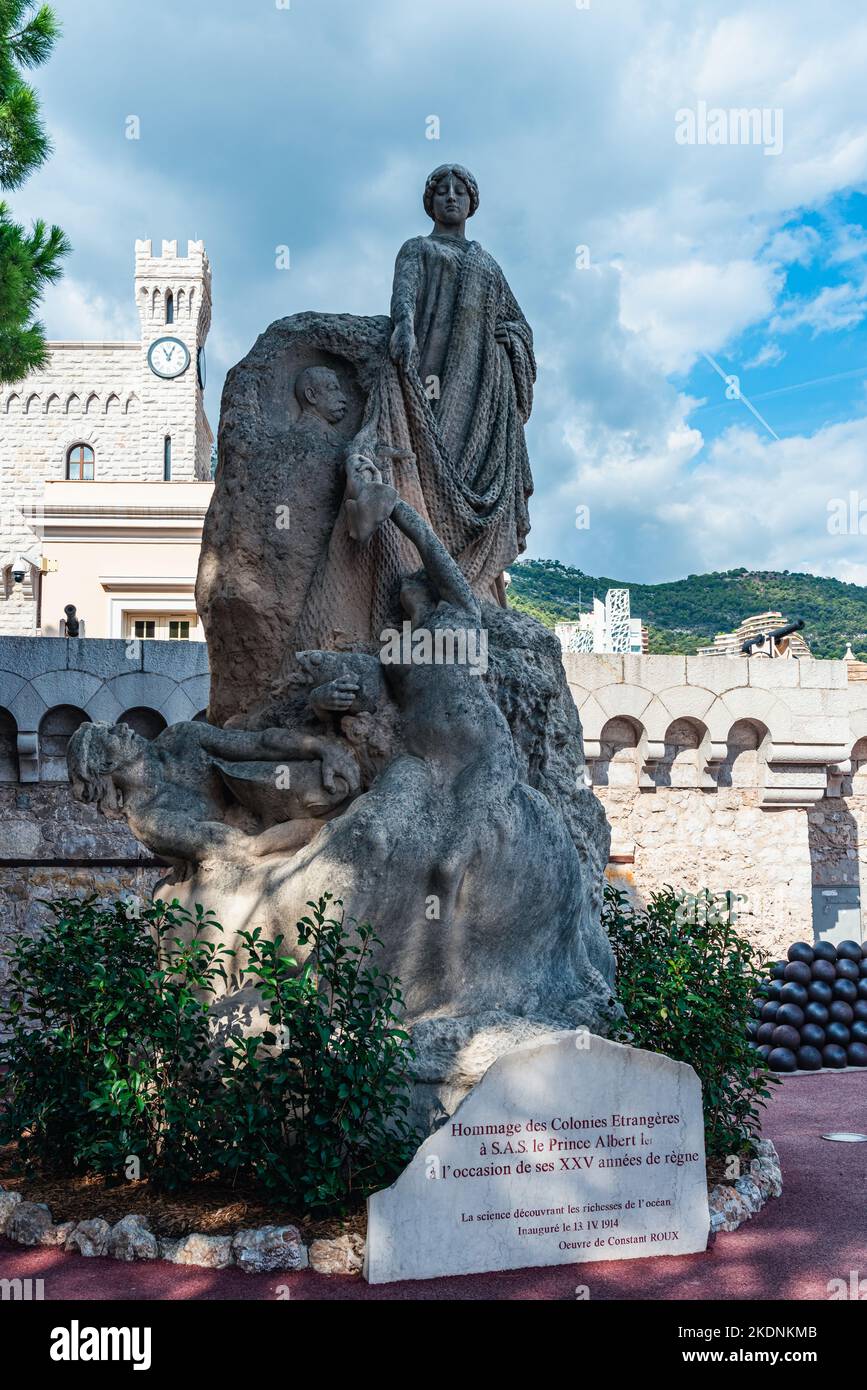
[507,560,867,662]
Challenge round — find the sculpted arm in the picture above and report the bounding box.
[193,723,329,763]
[390,497,481,622]
[389,239,422,368]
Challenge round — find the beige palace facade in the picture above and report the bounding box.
[0,239,214,639]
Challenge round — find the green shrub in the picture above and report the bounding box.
[216,894,420,1212]
[0,895,227,1189]
[603,883,777,1159]
[1,890,420,1214]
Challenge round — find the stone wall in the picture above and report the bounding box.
[601,785,811,958]
[563,651,866,956]
[0,637,205,1007]
[0,636,210,786]
[1,638,866,970]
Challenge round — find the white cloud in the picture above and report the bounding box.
[13,0,867,584]
[744,342,785,368]
[618,259,781,375]
[40,276,136,343]
[770,278,867,335]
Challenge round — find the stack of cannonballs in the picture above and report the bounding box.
[749,939,867,1073]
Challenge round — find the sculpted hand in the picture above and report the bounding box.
[346,451,382,500]
[389,319,416,369]
[310,676,359,713]
[345,479,398,544]
[313,738,361,796]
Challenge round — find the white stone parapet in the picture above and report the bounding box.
[0,636,209,784]
[565,651,852,808]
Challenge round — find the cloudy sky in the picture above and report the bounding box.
[12,0,867,583]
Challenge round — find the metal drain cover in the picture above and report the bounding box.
[821,1132,867,1142]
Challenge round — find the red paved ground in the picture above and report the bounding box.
[1,1071,865,1300]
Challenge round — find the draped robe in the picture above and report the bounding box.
[291,234,536,656]
[376,233,535,599]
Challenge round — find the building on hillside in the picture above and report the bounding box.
[0,239,214,639]
[555,588,648,655]
[697,611,811,659]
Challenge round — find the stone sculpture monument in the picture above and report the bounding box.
[69,164,616,1122]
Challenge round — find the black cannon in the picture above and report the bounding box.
[741,617,805,656]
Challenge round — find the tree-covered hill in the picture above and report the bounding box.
[507,560,867,661]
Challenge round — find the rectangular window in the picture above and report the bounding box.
[125,611,196,640]
[163,435,172,481]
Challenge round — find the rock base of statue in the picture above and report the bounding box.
[75,304,617,1106]
[156,600,616,1128]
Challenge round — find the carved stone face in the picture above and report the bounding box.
[430,172,471,227]
[400,574,435,626]
[299,368,347,424]
[105,721,145,769]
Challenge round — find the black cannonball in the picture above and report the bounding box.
[862,941,867,959]
[858,979,867,1000]
[783,960,812,986]
[777,1002,805,1029]
[796,1045,823,1071]
[746,1018,759,1041]
[822,1043,848,1068]
[772,1024,801,1050]
[829,1000,854,1026]
[767,978,785,1000]
[804,1000,829,1025]
[811,959,837,984]
[770,960,788,979]
[757,1022,777,1045]
[757,1044,772,1062]
[859,960,867,978]
[808,980,833,1005]
[768,1046,798,1073]
[835,958,860,983]
[779,981,809,1008]
[813,940,838,962]
[800,1022,826,1048]
[833,978,858,1004]
[752,997,765,1017]
[787,941,815,965]
[850,1019,867,1045]
[761,1000,781,1022]
[846,1041,867,1067]
[836,939,862,963]
[757,979,773,996]
[853,1000,867,1023]
[826,1020,851,1047]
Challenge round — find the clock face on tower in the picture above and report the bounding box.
[148,336,191,379]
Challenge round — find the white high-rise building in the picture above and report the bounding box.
[556,588,646,655]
